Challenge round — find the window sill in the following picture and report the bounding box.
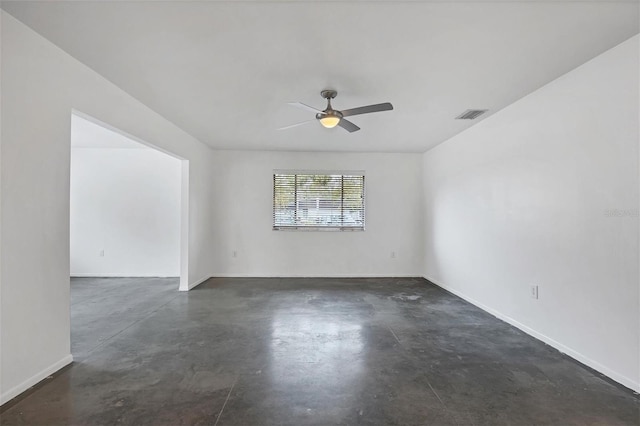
[273,226,365,232]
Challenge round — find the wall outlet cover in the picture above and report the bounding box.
[530,285,539,299]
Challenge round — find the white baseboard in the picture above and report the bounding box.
[210,273,421,278]
[424,275,640,393]
[71,274,178,278]
[179,274,420,291]
[1,354,73,406]
[179,275,210,291]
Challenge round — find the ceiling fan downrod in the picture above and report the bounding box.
[317,89,342,124]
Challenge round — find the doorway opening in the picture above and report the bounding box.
[69,111,188,359]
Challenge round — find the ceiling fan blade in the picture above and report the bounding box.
[287,102,322,113]
[338,118,360,133]
[340,102,393,117]
[277,120,316,130]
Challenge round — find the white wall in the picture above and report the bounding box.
[0,12,215,404]
[70,145,181,277]
[422,36,639,391]
[211,151,424,277]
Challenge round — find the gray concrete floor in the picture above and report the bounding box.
[1,277,638,425]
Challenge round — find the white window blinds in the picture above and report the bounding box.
[273,173,365,230]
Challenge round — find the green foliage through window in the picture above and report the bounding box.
[273,173,365,230]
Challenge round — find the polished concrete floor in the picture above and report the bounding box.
[1,277,638,425]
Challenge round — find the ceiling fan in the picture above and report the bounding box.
[280,90,393,133]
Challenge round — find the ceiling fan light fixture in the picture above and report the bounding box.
[319,115,341,128]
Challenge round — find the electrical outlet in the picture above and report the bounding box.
[530,285,539,300]
[391,251,396,259]
[99,249,105,257]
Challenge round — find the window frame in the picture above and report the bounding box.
[272,170,366,232]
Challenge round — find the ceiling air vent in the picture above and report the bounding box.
[455,109,488,120]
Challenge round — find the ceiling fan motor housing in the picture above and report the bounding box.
[316,110,342,120]
[318,90,341,119]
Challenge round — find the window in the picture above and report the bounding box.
[273,172,365,231]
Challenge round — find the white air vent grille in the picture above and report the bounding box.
[456,109,488,120]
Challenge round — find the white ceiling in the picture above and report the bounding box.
[3,1,638,153]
